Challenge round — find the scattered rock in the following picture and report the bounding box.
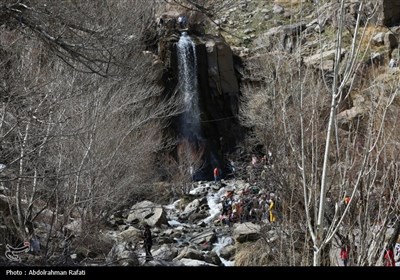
[152,244,179,261]
[220,244,236,260]
[126,200,168,227]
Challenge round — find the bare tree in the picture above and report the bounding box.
[0,1,181,261]
[240,0,398,266]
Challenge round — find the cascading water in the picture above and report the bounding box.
[177,32,202,143]
[178,32,202,142]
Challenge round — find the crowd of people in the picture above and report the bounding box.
[210,154,276,228]
[218,187,277,227]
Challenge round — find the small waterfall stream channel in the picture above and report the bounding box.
[162,181,237,266]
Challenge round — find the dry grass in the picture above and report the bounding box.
[235,239,273,266]
[360,25,389,51]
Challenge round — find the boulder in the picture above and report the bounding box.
[116,227,142,245]
[106,243,139,266]
[219,244,236,260]
[304,48,347,67]
[126,200,168,227]
[253,22,306,54]
[188,211,209,223]
[179,197,208,221]
[272,4,284,14]
[175,247,204,261]
[157,236,175,245]
[189,229,217,246]
[337,106,365,125]
[183,197,206,214]
[233,222,261,243]
[152,244,178,261]
[143,259,182,266]
[178,258,217,266]
[384,32,398,52]
[204,251,222,266]
[189,186,209,197]
[372,32,385,46]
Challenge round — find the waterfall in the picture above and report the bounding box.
[177,32,202,143]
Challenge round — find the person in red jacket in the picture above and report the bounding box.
[383,245,395,266]
[213,167,220,183]
[340,244,350,266]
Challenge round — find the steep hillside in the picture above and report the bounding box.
[1,0,399,268]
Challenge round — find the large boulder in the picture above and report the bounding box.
[175,247,204,261]
[304,48,347,72]
[189,186,209,197]
[189,229,217,246]
[152,244,179,261]
[126,200,168,227]
[219,244,236,260]
[143,259,182,266]
[253,22,306,53]
[179,197,207,220]
[180,196,210,222]
[116,227,142,245]
[178,258,217,266]
[233,222,261,243]
[372,32,385,46]
[106,243,139,266]
[204,251,222,266]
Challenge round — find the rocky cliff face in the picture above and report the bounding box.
[380,0,400,26]
[158,27,242,179]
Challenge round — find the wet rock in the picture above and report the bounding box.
[175,247,204,261]
[204,251,222,266]
[178,258,218,266]
[190,229,217,246]
[220,244,236,260]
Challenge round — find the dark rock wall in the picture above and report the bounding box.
[380,0,400,26]
[160,32,242,180]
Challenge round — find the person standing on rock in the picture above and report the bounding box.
[142,222,153,262]
[340,244,350,267]
[268,198,276,223]
[213,167,220,183]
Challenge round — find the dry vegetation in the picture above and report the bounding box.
[0,0,181,262]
